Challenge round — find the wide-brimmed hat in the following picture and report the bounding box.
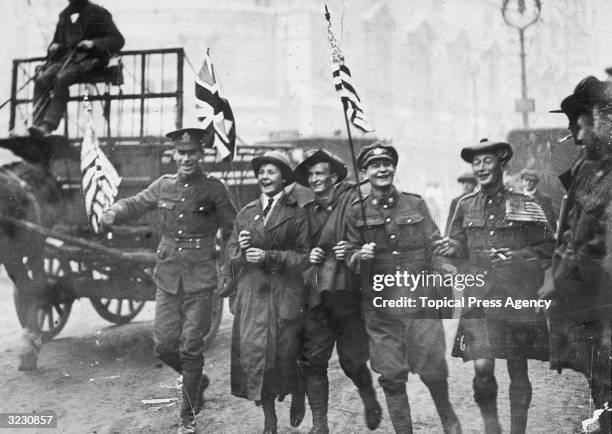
[550,76,610,120]
[357,142,398,169]
[461,138,513,164]
[165,127,214,151]
[457,172,477,183]
[520,169,539,182]
[293,149,348,187]
[251,150,295,186]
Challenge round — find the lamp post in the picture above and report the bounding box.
[501,0,541,129]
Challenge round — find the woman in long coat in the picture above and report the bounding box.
[226,151,309,434]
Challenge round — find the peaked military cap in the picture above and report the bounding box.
[293,149,348,187]
[457,172,477,183]
[165,127,213,151]
[357,142,398,169]
[461,138,513,164]
[251,150,295,186]
[520,169,539,182]
[550,76,610,119]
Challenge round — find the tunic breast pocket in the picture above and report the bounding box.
[193,199,215,216]
[463,216,486,247]
[158,199,176,228]
[395,212,426,244]
[355,215,385,244]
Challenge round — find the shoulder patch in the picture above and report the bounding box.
[206,174,222,182]
[505,195,549,224]
[244,199,259,209]
[456,190,479,204]
[401,191,422,199]
[160,173,176,180]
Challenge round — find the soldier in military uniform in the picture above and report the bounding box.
[539,76,612,433]
[441,139,554,434]
[100,128,236,434]
[345,142,462,434]
[519,169,557,232]
[292,149,381,433]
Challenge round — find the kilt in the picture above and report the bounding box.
[452,316,549,361]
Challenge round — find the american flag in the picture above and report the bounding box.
[81,98,121,233]
[325,6,373,133]
[195,50,236,161]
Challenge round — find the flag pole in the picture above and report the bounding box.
[325,5,368,235]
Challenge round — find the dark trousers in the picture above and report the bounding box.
[301,290,371,388]
[33,57,102,129]
[153,283,213,374]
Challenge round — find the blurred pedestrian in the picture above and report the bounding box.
[519,169,557,232]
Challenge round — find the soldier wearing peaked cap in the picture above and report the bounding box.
[100,127,236,434]
[292,148,382,433]
[539,75,612,433]
[345,142,462,434]
[519,169,557,232]
[441,138,554,434]
[444,173,478,236]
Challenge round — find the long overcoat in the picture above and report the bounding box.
[227,194,309,401]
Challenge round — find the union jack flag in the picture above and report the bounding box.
[195,50,236,161]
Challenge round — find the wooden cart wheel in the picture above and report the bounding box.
[90,297,146,325]
[13,255,74,342]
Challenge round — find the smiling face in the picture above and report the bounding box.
[257,163,285,196]
[471,152,503,188]
[522,177,538,191]
[307,162,337,196]
[173,147,202,177]
[362,158,395,191]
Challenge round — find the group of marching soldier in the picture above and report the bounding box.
[96,73,612,434]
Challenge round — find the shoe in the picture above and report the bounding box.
[28,123,51,138]
[177,416,196,434]
[193,374,210,415]
[359,386,382,430]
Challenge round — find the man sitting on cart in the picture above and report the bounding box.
[101,127,236,434]
[29,0,124,137]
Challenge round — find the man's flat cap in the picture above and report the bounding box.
[457,172,477,183]
[461,138,513,164]
[357,142,398,169]
[550,76,610,119]
[293,149,348,187]
[251,150,295,186]
[165,127,213,150]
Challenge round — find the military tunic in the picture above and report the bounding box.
[110,168,236,372]
[448,187,554,361]
[345,187,449,389]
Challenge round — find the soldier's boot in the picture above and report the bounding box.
[383,385,413,434]
[261,395,277,434]
[290,366,306,427]
[358,384,382,430]
[306,372,329,434]
[193,373,210,415]
[509,381,532,434]
[473,375,501,434]
[18,329,41,371]
[178,369,200,434]
[424,379,462,434]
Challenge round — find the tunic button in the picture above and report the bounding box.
[177,247,183,251]
[389,197,394,203]
[184,183,189,188]
[407,218,412,223]
[327,206,333,211]
[178,230,183,235]
[179,214,184,218]
[489,230,495,236]
[385,217,391,223]
[468,222,473,227]
[199,206,204,211]
[383,204,388,209]
[508,222,513,226]
[372,199,378,205]
[483,270,488,275]
[487,199,492,204]
[390,234,396,239]
[181,198,185,202]
[489,215,494,220]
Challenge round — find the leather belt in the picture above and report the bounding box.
[161,234,216,250]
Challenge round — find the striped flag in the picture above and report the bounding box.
[195,50,236,161]
[81,99,121,233]
[325,6,373,133]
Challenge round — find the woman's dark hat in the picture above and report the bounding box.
[461,138,513,164]
[251,150,295,186]
[293,149,348,187]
